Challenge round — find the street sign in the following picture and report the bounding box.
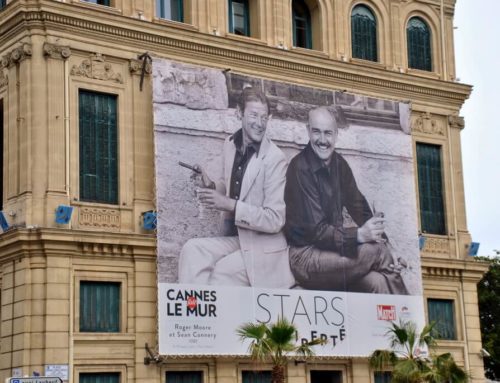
[45,365,69,381]
[9,377,63,383]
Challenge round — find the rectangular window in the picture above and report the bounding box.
[374,372,392,383]
[166,371,203,383]
[80,373,120,383]
[79,90,118,204]
[310,371,343,383]
[0,0,6,10]
[229,0,250,36]
[416,143,445,235]
[0,99,3,211]
[427,298,456,340]
[157,0,183,22]
[242,371,271,383]
[80,281,120,332]
[81,0,111,5]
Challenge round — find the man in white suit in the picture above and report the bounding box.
[178,87,294,288]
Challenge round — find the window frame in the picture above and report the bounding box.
[427,298,457,340]
[157,0,184,22]
[228,0,250,37]
[78,89,119,205]
[81,0,112,6]
[75,271,128,334]
[407,16,433,72]
[165,371,204,383]
[241,370,272,383]
[415,142,446,235]
[292,0,313,49]
[163,366,208,383]
[373,371,392,383]
[306,364,347,383]
[79,372,120,383]
[79,280,121,333]
[351,4,378,62]
[0,98,3,212]
[75,366,125,383]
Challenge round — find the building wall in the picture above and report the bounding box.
[0,1,488,383]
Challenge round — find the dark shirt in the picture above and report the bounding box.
[229,129,261,200]
[284,143,372,258]
[226,129,261,235]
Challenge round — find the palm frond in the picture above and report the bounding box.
[236,322,267,341]
[429,352,469,383]
[419,322,437,349]
[369,349,398,370]
[392,358,429,383]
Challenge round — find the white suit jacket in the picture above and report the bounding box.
[216,133,295,288]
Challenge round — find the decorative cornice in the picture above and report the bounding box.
[1,43,32,68]
[129,58,152,75]
[423,266,462,279]
[448,115,465,130]
[70,53,123,83]
[421,257,489,283]
[80,241,131,256]
[3,8,471,106]
[412,112,445,136]
[43,42,71,60]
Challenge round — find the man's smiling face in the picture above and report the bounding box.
[240,101,269,145]
[307,107,338,165]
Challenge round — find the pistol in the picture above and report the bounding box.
[178,161,201,174]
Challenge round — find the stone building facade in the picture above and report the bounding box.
[0,1,488,383]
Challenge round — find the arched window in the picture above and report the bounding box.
[407,17,432,71]
[157,0,184,22]
[292,0,312,49]
[351,4,377,62]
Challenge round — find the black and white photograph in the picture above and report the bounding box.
[154,58,420,295]
[154,58,425,355]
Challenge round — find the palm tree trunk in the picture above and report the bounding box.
[272,365,285,383]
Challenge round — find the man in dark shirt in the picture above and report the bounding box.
[178,88,294,288]
[285,106,408,294]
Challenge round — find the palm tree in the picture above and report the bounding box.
[369,320,468,383]
[237,317,324,383]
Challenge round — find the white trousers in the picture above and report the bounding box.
[178,236,251,286]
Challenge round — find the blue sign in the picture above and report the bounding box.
[55,205,73,225]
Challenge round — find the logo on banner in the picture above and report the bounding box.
[187,296,197,310]
[400,306,411,320]
[377,305,396,321]
[166,289,217,317]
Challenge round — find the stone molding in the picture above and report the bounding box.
[1,43,32,68]
[423,266,462,279]
[78,206,121,229]
[80,241,131,256]
[3,9,472,106]
[43,42,71,60]
[448,115,465,130]
[129,58,152,76]
[70,53,123,84]
[412,112,445,135]
[422,237,449,254]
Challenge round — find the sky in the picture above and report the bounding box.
[455,1,500,257]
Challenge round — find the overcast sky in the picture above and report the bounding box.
[455,0,499,257]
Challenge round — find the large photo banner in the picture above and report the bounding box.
[154,58,425,356]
